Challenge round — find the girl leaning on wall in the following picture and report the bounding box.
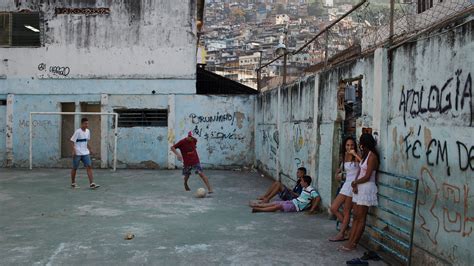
[340,133,379,251]
[328,136,361,242]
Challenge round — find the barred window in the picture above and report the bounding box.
[0,12,41,47]
[114,109,168,127]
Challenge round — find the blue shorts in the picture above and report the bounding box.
[183,163,203,176]
[73,155,92,169]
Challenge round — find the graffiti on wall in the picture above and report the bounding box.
[19,119,53,128]
[38,63,71,77]
[417,167,474,245]
[261,129,279,162]
[398,70,472,127]
[55,8,111,15]
[293,123,304,153]
[189,112,247,152]
[401,125,473,175]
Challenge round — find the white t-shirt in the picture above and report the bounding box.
[70,128,90,155]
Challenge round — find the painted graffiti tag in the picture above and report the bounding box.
[49,66,70,77]
[189,112,235,125]
[193,125,245,141]
[37,63,71,77]
[19,119,53,128]
[418,167,474,245]
[399,70,472,126]
[293,124,304,152]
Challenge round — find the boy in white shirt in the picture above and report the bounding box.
[70,118,100,189]
[250,175,320,213]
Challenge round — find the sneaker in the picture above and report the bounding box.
[71,183,80,189]
[90,183,100,189]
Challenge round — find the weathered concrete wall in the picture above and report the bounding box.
[255,58,373,205]
[104,95,169,169]
[10,94,101,168]
[255,15,473,266]
[386,18,473,265]
[4,94,255,170]
[174,95,255,169]
[0,98,5,167]
[0,0,196,80]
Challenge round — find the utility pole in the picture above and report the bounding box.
[282,27,288,85]
[257,50,263,92]
[389,0,394,46]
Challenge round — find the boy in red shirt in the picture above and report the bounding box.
[171,132,213,193]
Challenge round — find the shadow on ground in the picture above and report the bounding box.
[0,169,385,265]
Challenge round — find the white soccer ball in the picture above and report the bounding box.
[195,188,206,198]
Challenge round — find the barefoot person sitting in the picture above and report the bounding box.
[257,167,306,203]
[251,176,320,213]
[328,137,361,242]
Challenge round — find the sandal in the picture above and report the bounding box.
[361,251,381,261]
[328,236,348,242]
[339,245,356,252]
[346,258,368,265]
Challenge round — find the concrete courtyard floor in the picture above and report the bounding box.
[0,169,385,265]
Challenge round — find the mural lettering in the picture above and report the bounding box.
[402,126,473,175]
[399,70,472,126]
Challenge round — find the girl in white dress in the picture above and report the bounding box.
[341,133,379,251]
[328,137,361,242]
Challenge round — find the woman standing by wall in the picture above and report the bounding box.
[328,136,361,242]
[341,133,379,251]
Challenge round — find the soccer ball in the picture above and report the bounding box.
[195,188,206,198]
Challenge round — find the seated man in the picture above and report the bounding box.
[257,167,306,203]
[251,175,321,214]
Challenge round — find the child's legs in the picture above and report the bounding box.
[346,204,364,248]
[252,203,282,212]
[183,175,191,191]
[182,166,192,191]
[197,171,212,192]
[353,205,369,245]
[264,183,285,202]
[82,155,94,184]
[71,156,80,183]
[339,196,354,235]
[260,181,281,199]
[330,194,346,222]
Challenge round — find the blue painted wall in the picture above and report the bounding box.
[104,95,169,168]
[174,95,255,169]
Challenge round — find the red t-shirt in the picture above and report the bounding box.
[172,137,200,166]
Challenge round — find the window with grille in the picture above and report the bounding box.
[0,12,41,47]
[114,109,168,127]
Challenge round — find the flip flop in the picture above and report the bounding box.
[346,258,368,265]
[361,251,381,261]
[339,245,356,252]
[328,237,348,242]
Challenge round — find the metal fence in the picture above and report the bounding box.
[364,170,419,265]
[257,0,474,90]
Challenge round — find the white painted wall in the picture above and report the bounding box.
[0,0,196,80]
